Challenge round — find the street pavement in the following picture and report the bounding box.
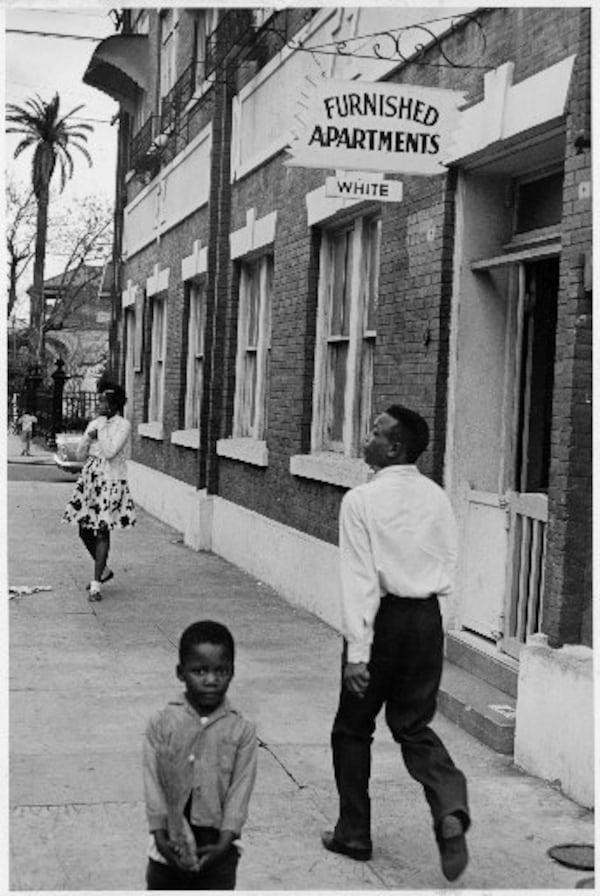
[7,433,595,890]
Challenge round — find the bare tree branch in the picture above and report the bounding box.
[6,179,37,318]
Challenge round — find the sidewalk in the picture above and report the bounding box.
[6,429,55,464]
[8,475,594,890]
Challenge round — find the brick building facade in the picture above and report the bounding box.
[84,6,592,806]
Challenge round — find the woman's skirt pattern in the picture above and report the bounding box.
[62,455,136,531]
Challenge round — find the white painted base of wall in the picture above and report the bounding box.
[126,462,342,632]
[127,460,212,552]
[211,497,342,632]
[514,635,594,809]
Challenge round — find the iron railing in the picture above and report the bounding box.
[62,391,98,431]
[160,60,198,132]
[205,9,255,79]
[130,115,160,171]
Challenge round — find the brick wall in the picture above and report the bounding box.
[217,7,590,554]
[542,8,592,647]
[119,7,591,643]
[124,207,209,488]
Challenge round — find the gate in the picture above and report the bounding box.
[62,391,97,431]
[502,492,548,658]
[14,360,98,446]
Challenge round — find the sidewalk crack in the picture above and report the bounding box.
[257,738,307,789]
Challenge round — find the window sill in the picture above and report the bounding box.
[290,453,372,488]
[171,428,200,449]
[138,422,164,441]
[217,437,268,467]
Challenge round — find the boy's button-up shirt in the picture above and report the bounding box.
[339,464,458,664]
[143,694,257,861]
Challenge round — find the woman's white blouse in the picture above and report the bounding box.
[78,415,132,481]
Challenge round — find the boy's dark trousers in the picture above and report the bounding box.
[331,594,470,850]
[146,827,239,890]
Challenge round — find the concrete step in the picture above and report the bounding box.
[438,660,516,755]
[446,630,519,699]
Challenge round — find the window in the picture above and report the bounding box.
[124,306,136,422]
[252,8,275,29]
[233,255,273,439]
[194,8,218,87]
[312,214,381,455]
[148,296,166,423]
[514,169,563,235]
[132,11,149,34]
[184,281,206,430]
[160,9,179,99]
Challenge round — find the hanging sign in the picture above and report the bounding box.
[286,80,465,176]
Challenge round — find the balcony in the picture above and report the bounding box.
[204,8,255,79]
[160,60,198,133]
[130,115,160,173]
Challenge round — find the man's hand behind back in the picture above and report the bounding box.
[343,661,370,698]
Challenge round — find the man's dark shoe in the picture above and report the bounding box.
[437,814,468,881]
[321,830,372,862]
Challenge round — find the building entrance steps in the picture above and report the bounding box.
[439,632,518,755]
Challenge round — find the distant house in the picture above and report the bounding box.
[30,262,113,391]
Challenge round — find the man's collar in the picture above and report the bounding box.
[372,464,419,479]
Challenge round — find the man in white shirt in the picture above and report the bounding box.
[322,405,470,882]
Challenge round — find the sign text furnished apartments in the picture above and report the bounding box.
[286,80,465,176]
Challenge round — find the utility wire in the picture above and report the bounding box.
[6,28,105,41]
[17,9,110,18]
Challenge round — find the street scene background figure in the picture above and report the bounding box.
[17,410,37,456]
[62,382,135,600]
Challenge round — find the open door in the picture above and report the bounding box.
[501,258,558,658]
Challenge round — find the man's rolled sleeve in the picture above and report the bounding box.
[221,721,258,835]
[339,490,381,665]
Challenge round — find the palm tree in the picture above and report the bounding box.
[6,93,93,365]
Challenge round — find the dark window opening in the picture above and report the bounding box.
[514,170,564,234]
[515,258,559,493]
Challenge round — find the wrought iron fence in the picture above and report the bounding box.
[34,390,54,439]
[62,391,97,432]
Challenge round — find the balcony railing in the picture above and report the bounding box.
[205,9,255,79]
[130,115,160,171]
[160,60,199,133]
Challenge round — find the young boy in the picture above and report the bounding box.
[18,411,37,456]
[143,620,257,890]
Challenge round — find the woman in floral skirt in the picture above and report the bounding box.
[63,382,136,601]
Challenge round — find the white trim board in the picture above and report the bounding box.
[230,209,277,259]
[447,56,575,165]
[181,240,208,281]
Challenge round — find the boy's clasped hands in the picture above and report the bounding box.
[154,829,237,872]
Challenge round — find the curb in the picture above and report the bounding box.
[8,458,56,466]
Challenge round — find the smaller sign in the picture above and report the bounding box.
[326,173,403,202]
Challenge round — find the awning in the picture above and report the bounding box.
[83,34,150,114]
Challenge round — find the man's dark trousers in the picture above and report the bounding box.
[331,594,470,850]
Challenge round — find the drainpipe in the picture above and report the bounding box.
[110,8,132,383]
[199,66,234,494]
